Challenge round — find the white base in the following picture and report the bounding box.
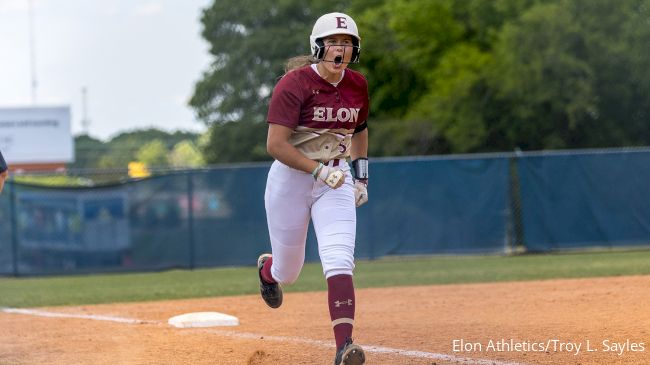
[168,311,239,328]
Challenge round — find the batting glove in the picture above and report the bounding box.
[354,179,368,207]
[313,163,345,189]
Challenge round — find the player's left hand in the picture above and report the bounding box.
[354,180,368,207]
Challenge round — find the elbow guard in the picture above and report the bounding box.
[353,121,367,134]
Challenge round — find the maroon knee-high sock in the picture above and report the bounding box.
[261,256,276,284]
[327,274,355,349]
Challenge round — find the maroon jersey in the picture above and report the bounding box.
[267,65,369,161]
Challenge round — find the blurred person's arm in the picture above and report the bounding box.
[0,150,7,193]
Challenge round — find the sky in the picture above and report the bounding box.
[0,0,213,141]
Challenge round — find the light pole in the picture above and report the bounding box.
[28,0,38,104]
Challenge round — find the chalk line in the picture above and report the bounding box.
[1,307,526,365]
[1,307,152,324]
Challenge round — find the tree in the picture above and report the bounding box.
[576,0,650,146]
[352,1,425,119]
[169,140,205,167]
[486,1,596,150]
[488,0,650,150]
[69,134,109,169]
[356,0,531,153]
[68,129,201,169]
[97,155,120,169]
[136,139,170,168]
[191,0,650,158]
[201,121,269,163]
[363,0,650,153]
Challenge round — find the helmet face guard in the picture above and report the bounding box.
[312,39,360,64]
[310,12,361,64]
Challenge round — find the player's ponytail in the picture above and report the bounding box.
[284,55,317,74]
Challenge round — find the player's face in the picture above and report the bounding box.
[320,34,354,73]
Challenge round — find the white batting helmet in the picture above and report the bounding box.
[310,12,361,63]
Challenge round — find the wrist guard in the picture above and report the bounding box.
[351,158,368,180]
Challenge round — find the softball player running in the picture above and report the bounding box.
[257,12,369,365]
[0,150,8,193]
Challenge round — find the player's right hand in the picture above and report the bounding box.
[317,166,345,189]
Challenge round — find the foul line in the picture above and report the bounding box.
[199,329,526,365]
[1,307,153,324]
[1,307,526,365]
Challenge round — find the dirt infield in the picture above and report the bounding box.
[1,275,648,365]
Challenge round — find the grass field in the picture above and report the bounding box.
[2,249,650,308]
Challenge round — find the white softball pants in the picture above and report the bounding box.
[264,160,357,284]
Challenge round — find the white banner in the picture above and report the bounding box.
[0,106,74,164]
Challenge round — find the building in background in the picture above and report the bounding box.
[0,106,74,172]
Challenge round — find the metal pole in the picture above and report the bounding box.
[187,172,195,269]
[81,87,91,134]
[9,180,19,276]
[28,0,38,104]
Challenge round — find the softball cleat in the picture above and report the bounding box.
[257,254,283,308]
[334,337,365,365]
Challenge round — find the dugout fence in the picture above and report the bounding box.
[1,147,650,276]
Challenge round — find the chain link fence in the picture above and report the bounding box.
[2,148,650,276]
